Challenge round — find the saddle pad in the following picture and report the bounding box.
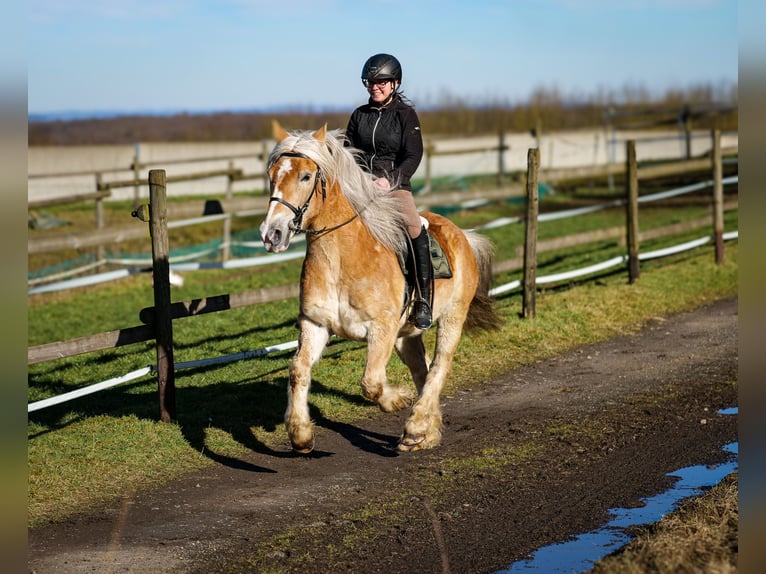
[396,232,453,280]
[429,233,453,279]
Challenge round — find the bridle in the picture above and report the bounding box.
[268,151,358,236]
[268,151,326,234]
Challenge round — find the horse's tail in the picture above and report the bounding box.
[463,231,503,332]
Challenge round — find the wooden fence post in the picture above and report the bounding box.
[211,161,235,262]
[625,140,640,283]
[423,141,434,194]
[497,132,506,187]
[133,143,141,209]
[95,173,105,265]
[149,169,176,422]
[226,159,234,199]
[222,214,232,262]
[523,148,540,319]
[605,107,616,193]
[534,117,542,150]
[711,129,724,264]
[682,105,692,160]
[262,139,271,193]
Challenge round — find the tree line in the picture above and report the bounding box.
[29,84,737,146]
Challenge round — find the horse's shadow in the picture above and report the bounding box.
[29,349,403,474]
[174,375,401,466]
[305,382,402,458]
[171,317,300,353]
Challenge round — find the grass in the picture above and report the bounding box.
[435,443,545,475]
[27,184,738,528]
[589,473,738,573]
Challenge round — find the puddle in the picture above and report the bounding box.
[494,407,738,574]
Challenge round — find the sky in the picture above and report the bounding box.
[27,0,739,118]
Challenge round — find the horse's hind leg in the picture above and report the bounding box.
[361,327,415,413]
[286,320,329,453]
[398,315,464,452]
[395,334,429,394]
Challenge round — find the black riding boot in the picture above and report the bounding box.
[409,226,433,329]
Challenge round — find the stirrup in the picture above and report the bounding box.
[410,299,432,329]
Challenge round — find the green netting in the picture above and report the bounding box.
[28,253,99,281]
[30,226,276,281]
[108,237,226,265]
[230,227,266,258]
[431,183,556,215]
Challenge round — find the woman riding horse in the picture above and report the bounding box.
[345,53,433,329]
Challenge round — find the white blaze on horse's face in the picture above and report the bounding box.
[260,155,318,253]
[260,157,294,252]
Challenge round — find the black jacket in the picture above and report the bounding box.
[345,95,423,191]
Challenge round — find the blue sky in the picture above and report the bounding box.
[28,0,738,116]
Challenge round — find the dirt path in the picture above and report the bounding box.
[28,298,738,574]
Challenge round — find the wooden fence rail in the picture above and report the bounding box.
[96,168,245,192]
[28,283,301,364]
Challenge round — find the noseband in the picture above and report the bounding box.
[268,150,358,236]
[268,151,327,234]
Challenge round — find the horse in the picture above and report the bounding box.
[260,121,501,453]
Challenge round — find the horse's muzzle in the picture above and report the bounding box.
[260,219,294,253]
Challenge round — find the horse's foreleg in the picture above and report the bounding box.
[361,330,415,413]
[286,320,329,453]
[398,318,464,452]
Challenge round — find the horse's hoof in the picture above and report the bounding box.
[291,437,315,455]
[397,434,426,452]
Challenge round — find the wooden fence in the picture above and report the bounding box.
[28,133,734,420]
[27,153,734,260]
[28,136,511,217]
[28,136,516,263]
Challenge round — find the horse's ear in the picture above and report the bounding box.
[272,119,289,143]
[312,123,327,143]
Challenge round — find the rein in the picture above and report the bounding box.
[268,151,358,236]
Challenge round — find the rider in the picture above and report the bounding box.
[345,53,432,329]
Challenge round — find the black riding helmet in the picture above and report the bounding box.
[361,53,402,87]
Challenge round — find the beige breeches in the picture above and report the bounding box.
[392,189,423,238]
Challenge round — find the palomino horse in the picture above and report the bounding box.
[260,122,500,453]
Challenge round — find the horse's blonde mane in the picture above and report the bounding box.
[269,128,408,255]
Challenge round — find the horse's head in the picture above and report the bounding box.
[260,121,328,252]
